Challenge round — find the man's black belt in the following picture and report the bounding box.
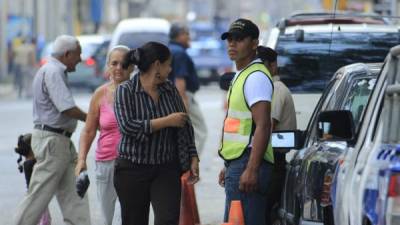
[34,124,72,138]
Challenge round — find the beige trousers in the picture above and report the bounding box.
[13,129,91,225]
[186,91,208,154]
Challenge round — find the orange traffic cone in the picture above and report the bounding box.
[179,171,201,225]
[228,200,245,225]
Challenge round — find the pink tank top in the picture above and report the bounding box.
[95,87,120,161]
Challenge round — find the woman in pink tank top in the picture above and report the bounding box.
[75,45,133,225]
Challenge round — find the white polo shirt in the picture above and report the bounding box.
[32,57,77,132]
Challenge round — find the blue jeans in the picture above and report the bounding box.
[224,150,272,225]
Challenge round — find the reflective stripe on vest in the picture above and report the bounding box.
[219,62,274,164]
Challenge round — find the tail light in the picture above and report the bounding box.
[85,57,96,67]
[386,173,400,225]
[388,174,400,197]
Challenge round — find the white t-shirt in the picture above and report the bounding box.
[232,59,273,107]
[231,60,273,147]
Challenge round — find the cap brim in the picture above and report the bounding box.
[221,31,247,40]
[221,32,230,40]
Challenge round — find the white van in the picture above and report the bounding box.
[109,17,171,50]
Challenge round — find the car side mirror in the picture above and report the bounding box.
[271,130,305,150]
[317,110,355,142]
[219,72,235,91]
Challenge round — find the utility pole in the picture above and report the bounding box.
[0,0,9,80]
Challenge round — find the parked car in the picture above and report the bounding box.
[332,45,400,225]
[264,12,400,130]
[188,22,232,84]
[278,62,382,225]
[265,12,398,92]
[40,34,111,91]
[187,38,232,84]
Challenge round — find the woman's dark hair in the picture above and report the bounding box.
[14,133,32,173]
[257,46,277,63]
[123,41,171,72]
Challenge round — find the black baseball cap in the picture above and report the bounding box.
[221,18,259,40]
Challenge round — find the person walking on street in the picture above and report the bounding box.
[75,45,133,225]
[168,23,208,154]
[218,18,274,225]
[113,42,200,225]
[257,46,297,224]
[13,35,90,225]
[13,38,36,98]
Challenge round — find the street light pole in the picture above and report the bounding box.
[0,0,9,80]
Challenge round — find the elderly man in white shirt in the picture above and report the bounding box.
[13,35,90,225]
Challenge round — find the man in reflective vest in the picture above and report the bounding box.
[218,18,274,225]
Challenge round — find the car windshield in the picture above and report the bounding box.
[187,39,226,56]
[80,43,101,59]
[276,32,399,92]
[118,32,169,49]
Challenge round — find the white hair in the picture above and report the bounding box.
[51,35,79,57]
[107,45,130,64]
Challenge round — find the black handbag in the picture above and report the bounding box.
[178,137,190,172]
[176,128,192,172]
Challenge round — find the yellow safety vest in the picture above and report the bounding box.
[219,62,274,164]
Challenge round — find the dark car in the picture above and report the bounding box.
[188,22,232,85]
[266,12,399,92]
[187,38,232,85]
[279,63,382,225]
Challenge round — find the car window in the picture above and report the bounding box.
[304,80,337,146]
[187,39,225,56]
[340,77,376,129]
[276,32,399,92]
[324,75,377,130]
[305,74,377,146]
[80,43,101,59]
[93,40,111,75]
[118,32,169,49]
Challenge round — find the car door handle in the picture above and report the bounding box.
[357,168,363,175]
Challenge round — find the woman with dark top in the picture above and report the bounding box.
[113,41,200,225]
